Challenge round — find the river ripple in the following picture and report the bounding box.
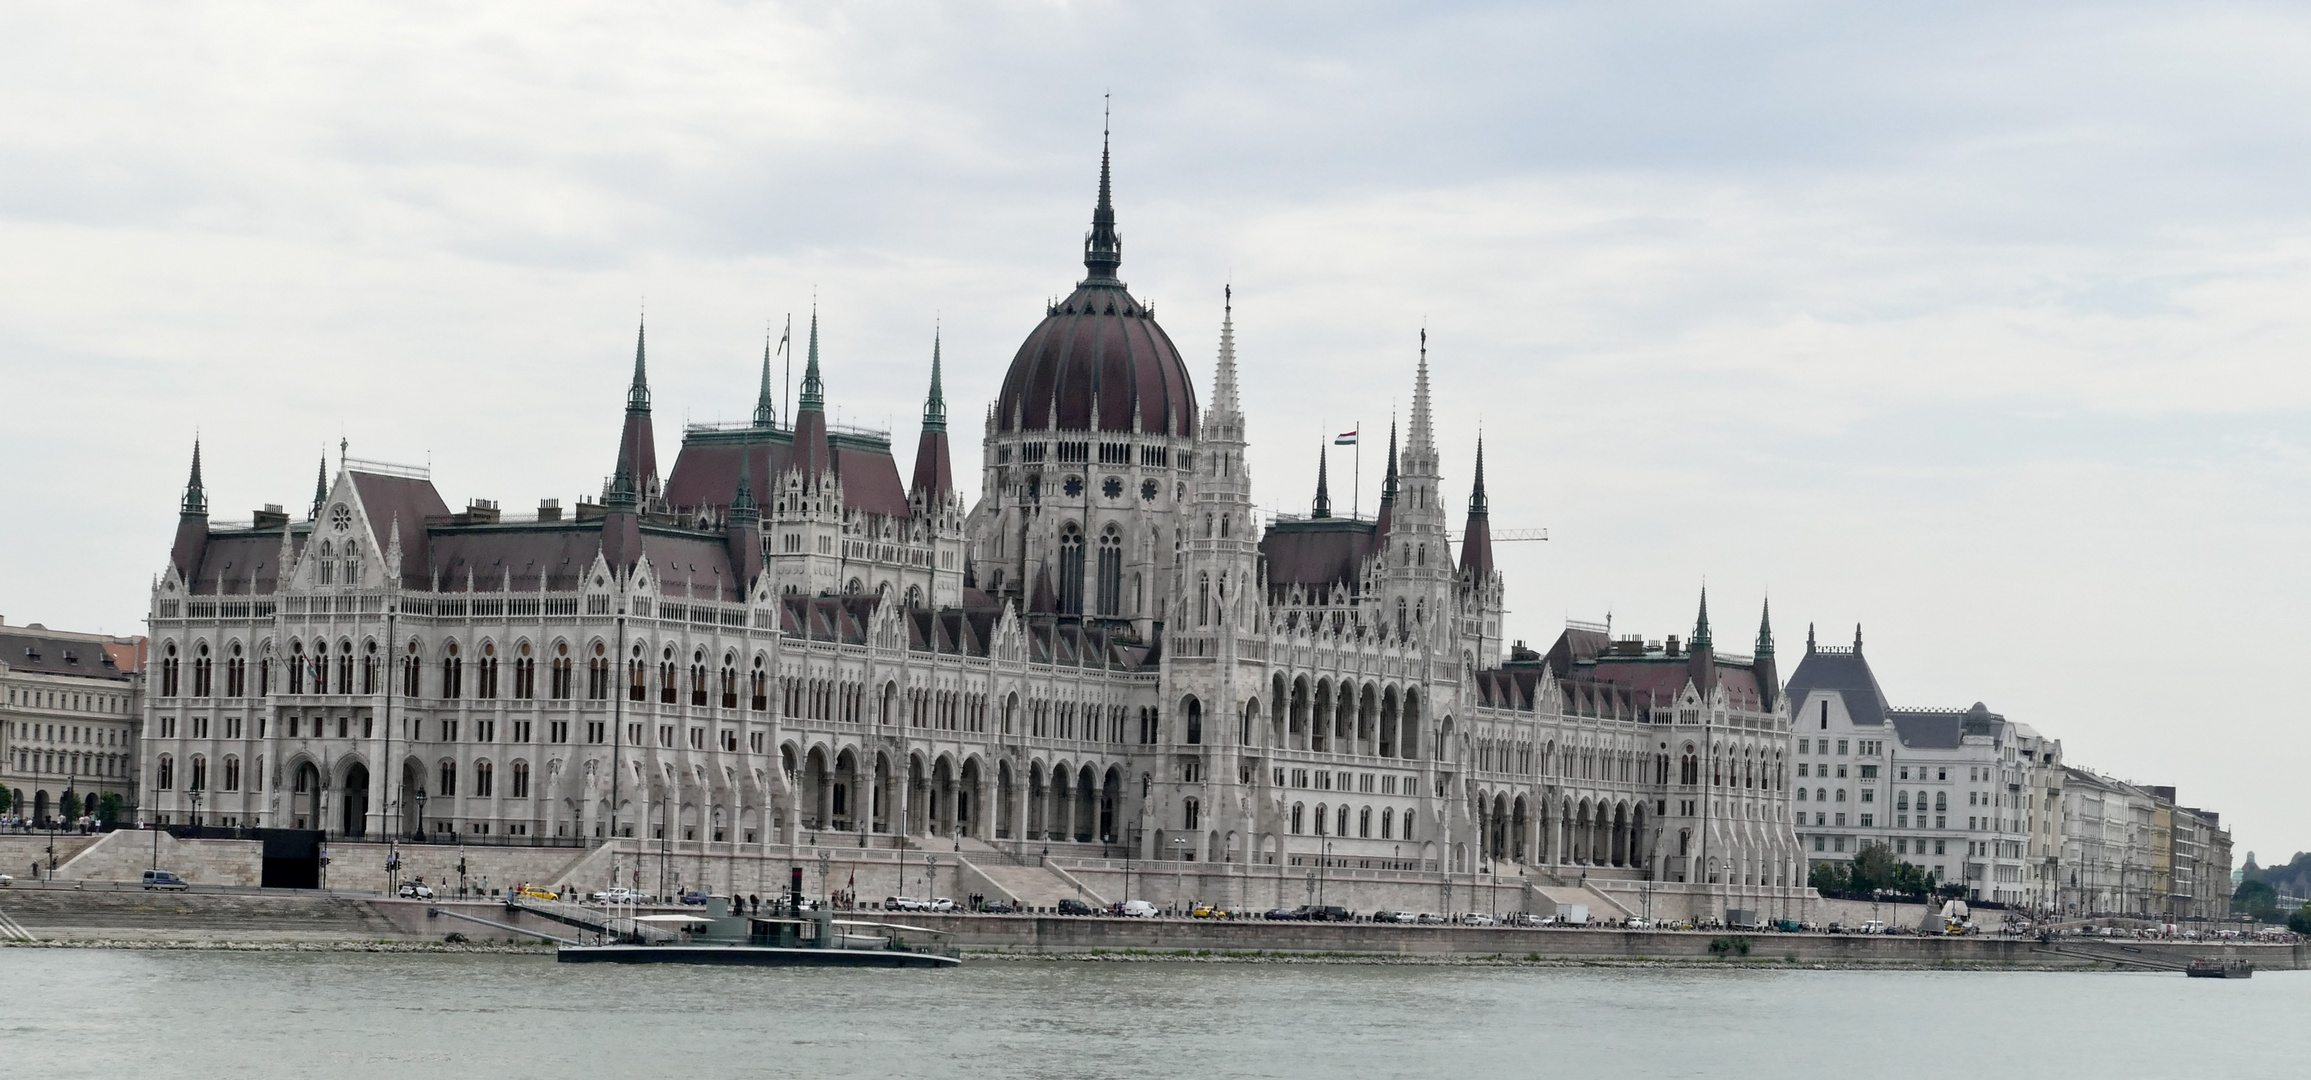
[5,950,2303,1079]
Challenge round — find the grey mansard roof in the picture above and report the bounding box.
[1782,643,1889,726]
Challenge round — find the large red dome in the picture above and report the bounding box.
[992,136,1198,439]
[995,284,1197,438]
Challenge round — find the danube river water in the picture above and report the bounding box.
[8,950,2303,1078]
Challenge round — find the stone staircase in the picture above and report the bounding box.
[53,830,263,886]
[0,888,403,939]
[953,838,1107,909]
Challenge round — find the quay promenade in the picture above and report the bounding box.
[0,883,2300,972]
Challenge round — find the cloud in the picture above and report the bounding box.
[4,0,2308,854]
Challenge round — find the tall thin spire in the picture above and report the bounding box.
[627,314,651,412]
[1466,436,1489,517]
[921,325,947,432]
[1380,419,1400,504]
[1210,284,1240,417]
[798,305,824,413]
[1457,435,1494,577]
[1312,444,1332,519]
[310,454,328,520]
[181,439,207,516]
[1753,598,1780,711]
[753,331,777,428]
[1691,588,1714,651]
[1083,97,1122,282]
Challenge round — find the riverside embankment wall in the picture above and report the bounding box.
[4,888,2300,969]
[906,915,2309,969]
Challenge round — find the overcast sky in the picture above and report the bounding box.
[5,1,2308,860]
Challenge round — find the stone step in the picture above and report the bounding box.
[0,888,401,936]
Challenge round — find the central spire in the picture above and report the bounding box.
[1691,588,1714,652]
[1083,99,1122,282]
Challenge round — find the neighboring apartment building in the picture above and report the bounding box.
[1,619,146,823]
[1780,626,2062,907]
[2056,770,2232,920]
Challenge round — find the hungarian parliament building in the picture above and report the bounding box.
[141,142,1806,914]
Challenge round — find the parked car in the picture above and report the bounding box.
[1303,905,1351,922]
[1264,907,1306,921]
[1190,904,1230,919]
[924,897,957,913]
[1461,912,1498,927]
[678,890,710,906]
[1623,917,1652,930]
[141,869,190,891]
[1056,898,1097,915]
[0,873,13,887]
[886,895,925,911]
[1370,910,1410,924]
[1414,912,1445,924]
[516,885,559,901]
[1118,899,1158,918]
[979,899,1019,914]
[592,887,642,905]
[397,882,436,900]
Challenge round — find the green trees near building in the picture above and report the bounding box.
[1809,844,1937,897]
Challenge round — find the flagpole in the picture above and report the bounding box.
[1352,421,1361,521]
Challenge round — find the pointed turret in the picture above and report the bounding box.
[790,306,833,487]
[1082,105,1122,282]
[910,328,955,501]
[1853,623,1864,655]
[171,440,210,584]
[1807,622,1817,655]
[1311,444,1332,519]
[752,333,777,429]
[182,440,207,516]
[614,315,661,507]
[1687,587,1718,693]
[1458,436,1493,578]
[1753,599,1779,711]
[310,454,328,520]
[1375,420,1399,539]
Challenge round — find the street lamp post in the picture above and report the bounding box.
[1172,836,1191,914]
[413,789,429,842]
[924,853,937,902]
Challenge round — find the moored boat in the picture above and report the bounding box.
[2185,958,2252,979]
[555,880,958,968]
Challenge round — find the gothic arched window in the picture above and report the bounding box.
[1058,523,1085,615]
[1096,525,1122,616]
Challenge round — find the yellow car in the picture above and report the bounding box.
[516,886,559,901]
[1190,904,1229,919]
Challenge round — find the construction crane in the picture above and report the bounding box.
[1450,528,1549,542]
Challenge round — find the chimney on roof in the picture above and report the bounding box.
[253,504,290,529]
[538,498,563,522]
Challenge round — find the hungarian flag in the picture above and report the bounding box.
[1334,428,1358,445]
